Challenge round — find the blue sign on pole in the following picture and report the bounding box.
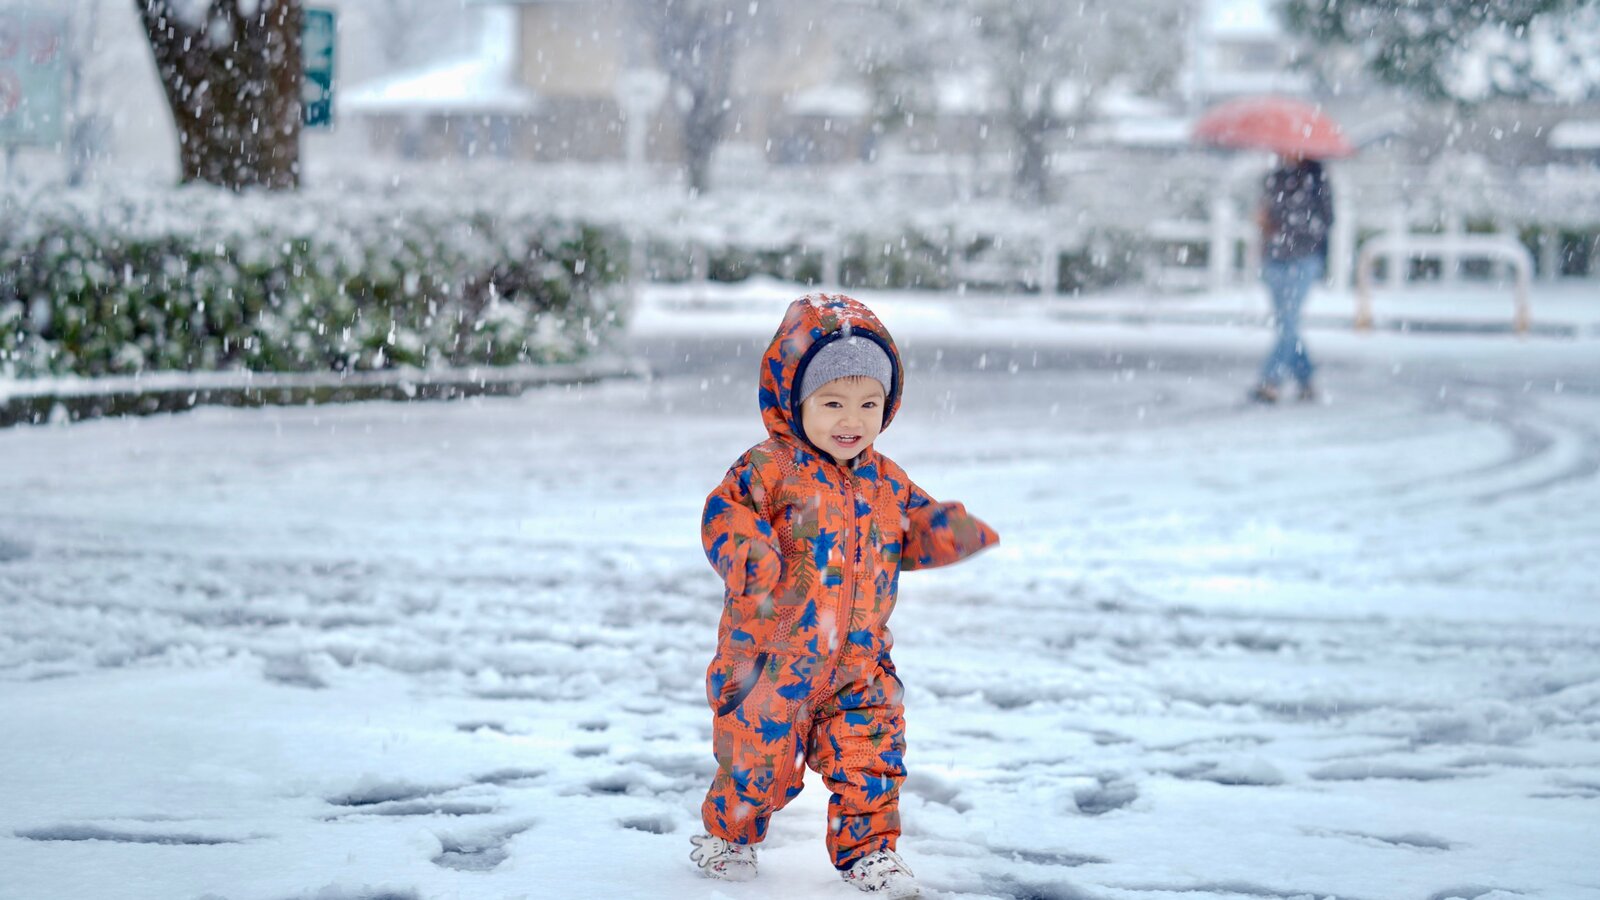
[0,11,66,145]
[303,8,335,128]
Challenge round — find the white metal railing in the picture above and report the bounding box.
[1145,214,1263,292]
[1354,233,1535,334]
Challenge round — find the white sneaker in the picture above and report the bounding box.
[840,849,920,897]
[689,833,758,882]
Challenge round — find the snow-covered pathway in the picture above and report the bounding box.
[1,288,1597,900]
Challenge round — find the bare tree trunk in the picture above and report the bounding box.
[682,80,730,196]
[635,0,740,196]
[1013,113,1049,204]
[1008,83,1053,205]
[136,0,303,191]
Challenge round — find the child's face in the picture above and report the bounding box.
[800,376,886,466]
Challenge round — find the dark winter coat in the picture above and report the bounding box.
[1263,160,1334,263]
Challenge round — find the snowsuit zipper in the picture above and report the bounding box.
[835,466,857,661]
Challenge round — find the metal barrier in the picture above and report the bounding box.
[1355,233,1535,334]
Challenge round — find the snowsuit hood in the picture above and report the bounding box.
[759,294,902,453]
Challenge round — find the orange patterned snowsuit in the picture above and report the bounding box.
[699,294,999,869]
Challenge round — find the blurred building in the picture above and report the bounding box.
[341,0,839,165]
[340,0,1212,167]
[1550,119,1600,168]
[341,6,536,160]
[1184,0,1310,105]
[337,0,1600,197]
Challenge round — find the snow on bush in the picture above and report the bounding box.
[314,161,1158,294]
[0,182,629,378]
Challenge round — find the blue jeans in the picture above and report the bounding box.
[1260,255,1323,388]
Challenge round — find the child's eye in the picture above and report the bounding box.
[862,402,877,409]
[824,401,842,408]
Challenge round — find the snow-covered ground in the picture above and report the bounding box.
[2,281,1597,900]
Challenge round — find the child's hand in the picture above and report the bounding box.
[901,495,999,571]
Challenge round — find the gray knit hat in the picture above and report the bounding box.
[798,335,893,404]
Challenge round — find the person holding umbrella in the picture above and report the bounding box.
[1252,150,1333,403]
[1194,97,1352,404]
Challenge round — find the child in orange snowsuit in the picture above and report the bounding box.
[688,294,998,894]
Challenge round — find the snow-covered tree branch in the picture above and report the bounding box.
[1282,0,1600,103]
[632,0,775,195]
[846,0,1186,204]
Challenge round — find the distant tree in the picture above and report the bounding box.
[135,0,303,191]
[831,0,947,140]
[633,0,772,194]
[1281,0,1600,103]
[970,0,1190,203]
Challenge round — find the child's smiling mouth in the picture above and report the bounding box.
[832,434,862,447]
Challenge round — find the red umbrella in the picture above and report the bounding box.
[1192,96,1355,159]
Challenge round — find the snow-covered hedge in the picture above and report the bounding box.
[0,185,628,378]
[642,226,1142,293]
[312,162,1158,294]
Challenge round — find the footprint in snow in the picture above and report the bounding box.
[456,720,514,735]
[1322,829,1454,851]
[16,825,243,846]
[1426,886,1528,900]
[431,821,535,872]
[1073,778,1138,815]
[326,778,452,807]
[331,800,498,818]
[1169,758,1285,786]
[475,768,544,787]
[618,813,676,835]
[0,536,32,563]
[1309,761,1462,782]
[994,847,1107,867]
